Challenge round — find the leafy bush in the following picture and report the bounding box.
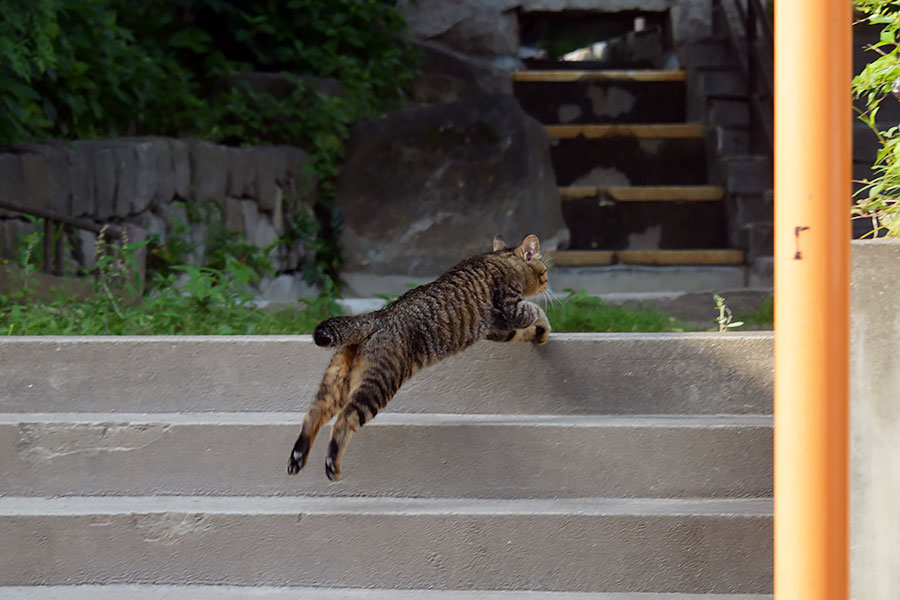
[852,0,900,237]
[0,0,417,287]
[1,230,341,336]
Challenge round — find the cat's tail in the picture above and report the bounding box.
[313,316,376,347]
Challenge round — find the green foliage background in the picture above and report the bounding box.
[853,0,900,237]
[0,0,417,286]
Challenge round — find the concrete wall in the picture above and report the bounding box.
[851,239,900,600]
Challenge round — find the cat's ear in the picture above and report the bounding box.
[492,234,508,251]
[516,234,541,261]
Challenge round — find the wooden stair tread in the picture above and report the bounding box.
[513,70,686,83]
[551,249,745,267]
[546,124,705,139]
[559,185,725,202]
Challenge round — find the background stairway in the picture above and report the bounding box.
[0,334,774,597]
[512,5,774,294]
[514,66,741,272]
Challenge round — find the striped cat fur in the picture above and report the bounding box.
[287,234,551,481]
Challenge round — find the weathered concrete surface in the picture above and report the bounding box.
[851,239,900,600]
[0,495,773,592]
[0,586,775,600]
[0,334,774,415]
[551,265,748,295]
[0,413,772,499]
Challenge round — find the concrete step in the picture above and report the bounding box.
[1,412,772,499]
[546,124,704,139]
[550,136,707,186]
[514,77,685,125]
[0,585,774,599]
[551,250,745,267]
[513,70,686,83]
[560,197,728,250]
[560,186,724,202]
[550,265,755,295]
[0,335,774,415]
[0,495,773,593]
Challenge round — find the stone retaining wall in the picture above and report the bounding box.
[0,138,318,300]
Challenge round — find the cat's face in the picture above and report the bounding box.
[492,234,549,297]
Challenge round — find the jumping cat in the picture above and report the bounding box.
[287,233,551,481]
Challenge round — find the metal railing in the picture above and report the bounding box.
[0,198,121,277]
[712,0,774,153]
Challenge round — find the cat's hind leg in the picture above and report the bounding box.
[324,356,403,481]
[287,345,356,475]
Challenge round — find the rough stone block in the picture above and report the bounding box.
[190,140,229,205]
[13,144,70,214]
[709,99,750,128]
[224,197,244,233]
[280,146,314,204]
[148,138,175,208]
[258,274,317,303]
[699,68,747,98]
[168,139,191,200]
[140,211,167,245]
[0,154,25,216]
[124,138,163,214]
[253,147,288,211]
[725,192,773,249]
[112,143,138,217]
[240,200,260,242]
[711,126,750,156]
[73,228,97,271]
[253,214,278,252]
[64,144,95,217]
[227,147,255,198]
[743,222,773,261]
[90,144,118,220]
[725,157,772,195]
[0,219,39,262]
[161,201,189,235]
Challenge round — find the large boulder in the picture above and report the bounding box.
[334,94,569,279]
[399,0,520,58]
[410,40,513,105]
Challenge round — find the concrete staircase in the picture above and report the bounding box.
[512,11,774,295]
[0,334,773,598]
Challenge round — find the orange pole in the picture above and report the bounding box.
[774,0,851,599]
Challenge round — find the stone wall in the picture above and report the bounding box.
[0,138,318,301]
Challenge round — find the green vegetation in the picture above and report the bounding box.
[1,228,340,336]
[740,293,774,328]
[0,0,417,287]
[545,290,695,333]
[852,0,900,237]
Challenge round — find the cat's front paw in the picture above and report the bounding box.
[287,434,310,475]
[533,320,551,345]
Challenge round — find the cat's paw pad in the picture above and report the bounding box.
[287,436,309,475]
[533,322,550,345]
[325,456,341,481]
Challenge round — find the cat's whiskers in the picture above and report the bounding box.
[543,284,564,310]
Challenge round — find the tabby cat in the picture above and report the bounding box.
[287,233,551,481]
